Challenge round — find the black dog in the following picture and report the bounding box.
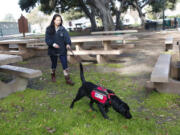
[70,63,132,119]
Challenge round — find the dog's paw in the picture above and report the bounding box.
[91,108,97,112]
[105,110,109,113]
[106,117,112,121]
[103,116,111,120]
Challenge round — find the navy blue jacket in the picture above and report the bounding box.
[45,26,71,56]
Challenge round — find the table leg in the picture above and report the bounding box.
[0,77,28,99]
[0,44,9,51]
[18,44,27,52]
[96,55,107,64]
[18,43,36,59]
[102,41,112,50]
[75,43,83,51]
[122,40,126,45]
[67,55,78,64]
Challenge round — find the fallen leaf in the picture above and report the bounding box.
[53,109,57,112]
[87,109,92,113]
[45,127,56,134]
[122,125,128,129]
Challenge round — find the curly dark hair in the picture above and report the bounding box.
[46,14,63,35]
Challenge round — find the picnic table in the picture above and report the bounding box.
[91,30,138,35]
[0,39,47,59]
[68,35,138,63]
[0,54,42,98]
[71,34,138,50]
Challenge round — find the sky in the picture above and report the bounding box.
[0,0,27,21]
[0,0,180,22]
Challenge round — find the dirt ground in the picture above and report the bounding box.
[3,30,179,89]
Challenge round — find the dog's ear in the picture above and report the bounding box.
[124,103,130,110]
[107,89,115,94]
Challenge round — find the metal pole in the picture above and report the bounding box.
[162,0,165,30]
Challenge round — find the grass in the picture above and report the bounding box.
[69,31,90,36]
[0,67,180,135]
[17,61,29,65]
[96,63,124,68]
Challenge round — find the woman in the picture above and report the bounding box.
[45,14,74,85]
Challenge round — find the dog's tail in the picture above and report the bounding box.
[80,62,86,83]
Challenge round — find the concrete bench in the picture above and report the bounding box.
[165,37,173,51]
[0,65,42,98]
[146,54,171,93]
[67,50,122,64]
[150,54,171,83]
[147,54,180,94]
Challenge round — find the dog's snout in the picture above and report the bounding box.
[126,113,132,119]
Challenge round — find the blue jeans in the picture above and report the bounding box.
[50,55,68,70]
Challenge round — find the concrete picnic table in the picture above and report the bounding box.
[0,54,22,66]
[0,54,22,98]
[0,54,42,98]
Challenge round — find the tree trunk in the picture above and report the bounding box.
[92,0,115,31]
[89,6,97,31]
[115,0,126,30]
[137,8,145,28]
[134,2,145,28]
[115,11,122,30]
[78,0,97,31]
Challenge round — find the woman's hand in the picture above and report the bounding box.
[66,44,71,50]
[53,43,60,48]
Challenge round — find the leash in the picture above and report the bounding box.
[68,47,81,63]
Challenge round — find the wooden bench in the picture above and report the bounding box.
[0,65,42,98]
[91,30,138,35]
[165,37,174,51]
[68,50,122,64]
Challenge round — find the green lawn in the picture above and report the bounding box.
[69,31,90,36]
[0,66,180,135]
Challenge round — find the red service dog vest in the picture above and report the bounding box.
[91,86,112,104]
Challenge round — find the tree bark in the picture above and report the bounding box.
[91,0,115,31]
[115,0,126,30]
[133,0,149,28]
[136,5,145,28]
[78,0,97,31]
[89,6,97,31]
